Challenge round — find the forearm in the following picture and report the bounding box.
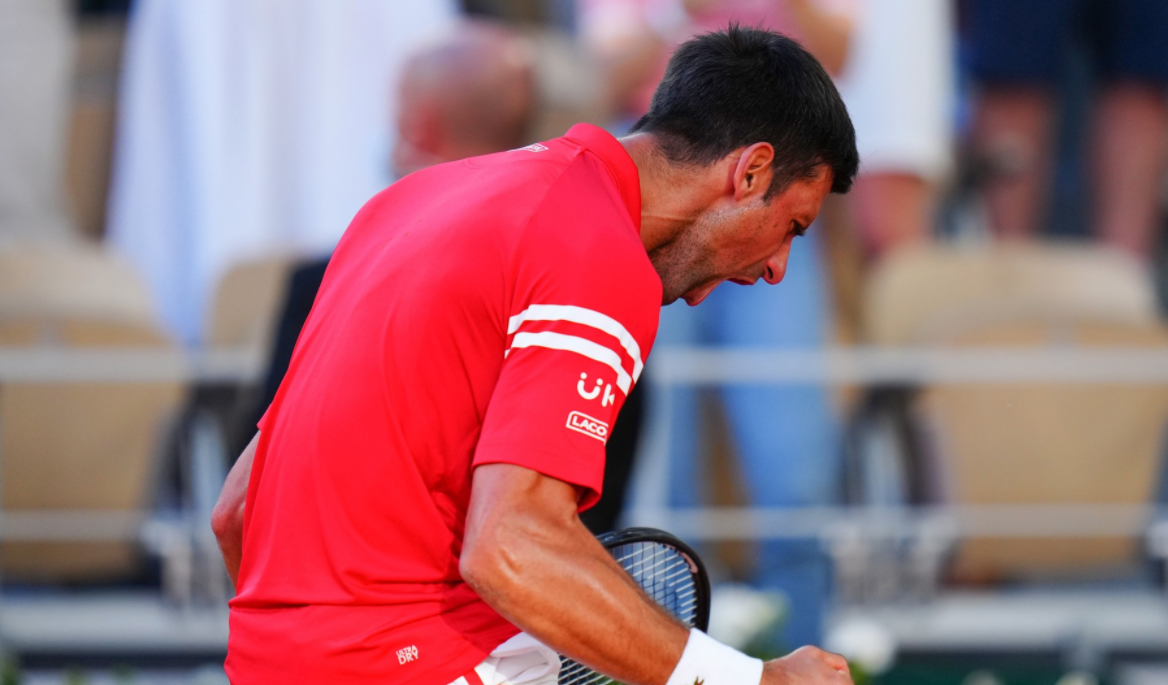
[211,433,258,589]
[462,465,688,685]
[215,528,243,589]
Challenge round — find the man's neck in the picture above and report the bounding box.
[619,133,723,253]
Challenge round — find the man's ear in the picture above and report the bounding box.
[732,142,775,202]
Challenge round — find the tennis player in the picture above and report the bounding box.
[213,26,858,685]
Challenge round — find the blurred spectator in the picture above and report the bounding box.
[836,0,953,260]
[581,0,854,125]
[393,22,536,177]
[579,0,856,651]
[105,0,456,344]
[0,0,77,243]
[462,0,575,29]
[966,0,1168,261]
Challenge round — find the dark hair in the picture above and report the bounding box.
[630,25,858,197]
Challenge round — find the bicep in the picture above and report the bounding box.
[473,343,628,509]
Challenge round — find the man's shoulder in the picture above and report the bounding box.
[428,135,589,188]
[431,130,625,211]
[511,176,661,334]
[376,136,590,229]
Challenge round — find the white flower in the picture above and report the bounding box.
[824,617,897,675]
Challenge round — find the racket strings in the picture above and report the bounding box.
[557,540,701,685]
[613,543,698,625]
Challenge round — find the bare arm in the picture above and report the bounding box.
[461,465,853,685]
[211,432,258,589]
[461,463,688,685]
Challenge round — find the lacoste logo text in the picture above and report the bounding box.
[566,411,609,442]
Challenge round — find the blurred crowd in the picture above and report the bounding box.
[3,0,1168,665]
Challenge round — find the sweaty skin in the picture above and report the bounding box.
[461,463,689,685]
[461,463,853,685]
[623,136,832,307]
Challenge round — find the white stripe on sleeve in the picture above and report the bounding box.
[508,331,633,394]
[507,304,644,381]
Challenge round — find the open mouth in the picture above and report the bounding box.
[682,281,722,306]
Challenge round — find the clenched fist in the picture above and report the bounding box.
[761,646,853,685]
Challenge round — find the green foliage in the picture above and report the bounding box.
[0,658,20,685]
[113,664,137,684]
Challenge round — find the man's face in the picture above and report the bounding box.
[649,167,834,306]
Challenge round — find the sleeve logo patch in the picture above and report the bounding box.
[518,143,548,152]
[577,372,617,407]
[566,411,609,443]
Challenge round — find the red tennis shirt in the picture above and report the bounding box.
[225,124,662,685]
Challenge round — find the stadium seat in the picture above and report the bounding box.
[860,243,1168,583]
[0,244,183,583]
[864,244,1158,347]
[199,254,301,456]
[205,255,299,352]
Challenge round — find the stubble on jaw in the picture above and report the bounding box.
[648,229,711,305]
[647,204,739,305]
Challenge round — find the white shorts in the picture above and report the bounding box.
[448,633,562,685]
[835,0,955,179]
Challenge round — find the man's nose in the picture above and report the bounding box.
[762,255,787,285]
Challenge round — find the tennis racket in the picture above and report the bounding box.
[556,527,711,685]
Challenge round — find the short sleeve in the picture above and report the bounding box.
[472,157,661,510]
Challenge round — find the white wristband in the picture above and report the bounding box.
[665,628,763,685]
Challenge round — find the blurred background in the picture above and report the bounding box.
[3,0,1168,683]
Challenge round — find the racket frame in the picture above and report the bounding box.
[594,526,712,632]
